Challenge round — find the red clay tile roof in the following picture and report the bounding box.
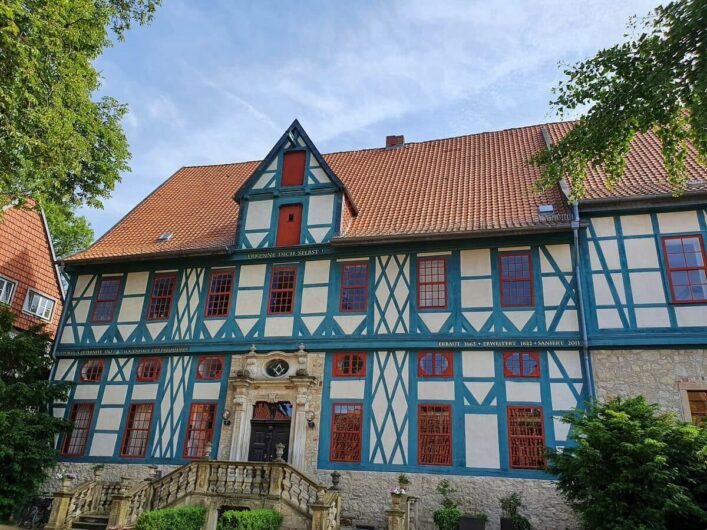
[0,205,64,336]
[66,121,706,263]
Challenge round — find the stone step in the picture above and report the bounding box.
[71,515,108,530]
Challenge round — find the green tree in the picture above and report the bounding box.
[548,396,707,530]
[0,306,72,519]
[42,202,94,258]
[0,0,160,217]
[534,0,706,201]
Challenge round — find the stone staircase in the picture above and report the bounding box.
[45,460,341,530]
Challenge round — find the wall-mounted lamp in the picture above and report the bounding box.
[305,410,316,429]
[222,409,232,426]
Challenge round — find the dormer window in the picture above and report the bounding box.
[276,204,303,246]
[281,151,306,186]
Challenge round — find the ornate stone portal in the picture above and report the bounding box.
[224,346,319,471]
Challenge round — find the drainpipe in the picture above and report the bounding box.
[571,203,595,400]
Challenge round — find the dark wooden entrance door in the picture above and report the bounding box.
[248,421,291,462]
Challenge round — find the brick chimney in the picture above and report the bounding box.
[385,135,405,148]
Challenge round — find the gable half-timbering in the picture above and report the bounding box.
[234,120,354,249]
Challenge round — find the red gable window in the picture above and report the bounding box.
[418,404,452,466]
[268,266,297,314]
[330,403,362,463]
[333,353,366,377]
[418,351,453,378]
[196,356,224,380]
[662,235,707,303]
[205,270,234,317]
[120,403,153,458]
[508,406,546,469]
[183,403,217,459]
[281,151,306,186]
[417,257,448,309]
[146,273,177,321]
[500,252,534,307]
[80,359,104,382]
[276,204,303,247]
[137,358,162,382]
[340,262,368,312]
[61,403,94,456]
[503,351,540,378]
[91,277,121,322]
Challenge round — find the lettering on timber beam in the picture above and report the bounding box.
[244,247,327,260]
[58,346,190,356]
[437,339,583,348]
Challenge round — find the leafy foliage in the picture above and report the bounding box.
[534,0,706,200]
[499,493,532,530]
[41,202,93,258]
[548,396,707,530]
[0,0,160,214]
[432,480,462,530]
[218,508,283,530]
[134,506,206,530]
[0,307,72,520]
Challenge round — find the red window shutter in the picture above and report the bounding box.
[276,204,303,247]
[508,406,546,469]
[330,403,362,462]
[418,404,452,465]
[281,151,306,186]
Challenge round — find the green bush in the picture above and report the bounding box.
[218,508,283,530]
[135,506,206,530]
[432,480,463,530]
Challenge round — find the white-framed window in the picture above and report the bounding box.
[0,275,16,305]
[23,289,56,321]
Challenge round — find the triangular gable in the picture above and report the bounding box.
[234,119,358,214]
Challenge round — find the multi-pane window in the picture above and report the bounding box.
[417,257,447,309]
[662,235,707,303]
[23,289,55,320]
[91,277,121,322]
[184,403,216,458]
[418,404,452,466]
[146,274,177,321]
[197,356,224,380]
[62,403,94,456]
[333,353,366,377]
[120,404,153,457]
[508,406,545,470]
[418,351,453,377]
[268,266,296,314]
[0,276,16,305]
[205,270,234,317]
[499,252,534,307]
[80,359,104,382]
[340,263,368,312]
[281,151,306,186]
[136,358,162,382]
[330,403,362,462]
[503,351,540,378]
[687,390,707,426]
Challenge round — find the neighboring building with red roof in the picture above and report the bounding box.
[49,120,706,529]
[0,203,64,337]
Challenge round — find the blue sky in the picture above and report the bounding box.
[84,0,659,238]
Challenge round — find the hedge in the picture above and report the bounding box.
[218,508,283,530]
[135,506,206,530]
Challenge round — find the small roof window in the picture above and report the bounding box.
[157,232,173,243]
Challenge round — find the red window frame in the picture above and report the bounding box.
[339,262,369,312]
[204,270,234,317]
[333,353,367,378]
[661,235,707,304]
[91,277,122,323]
[268,266,297,314]
[503,351,540,378]
[136,358,162,382]
[183,403,217,459]
[120,403,154,458]
[196,356,224,380]
[146,273,177,321]
[507,406,546,470]
[281,151,306,186]
[329,403,363,463]
[499,252,535,307]
[417,257,448,309]
[80,359,104,382]
[418,351,453,378]
[418,404,452,466]
[61,403,94,456]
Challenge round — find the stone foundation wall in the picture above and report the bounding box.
[592,348,707,416]
[316,470,578,530]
